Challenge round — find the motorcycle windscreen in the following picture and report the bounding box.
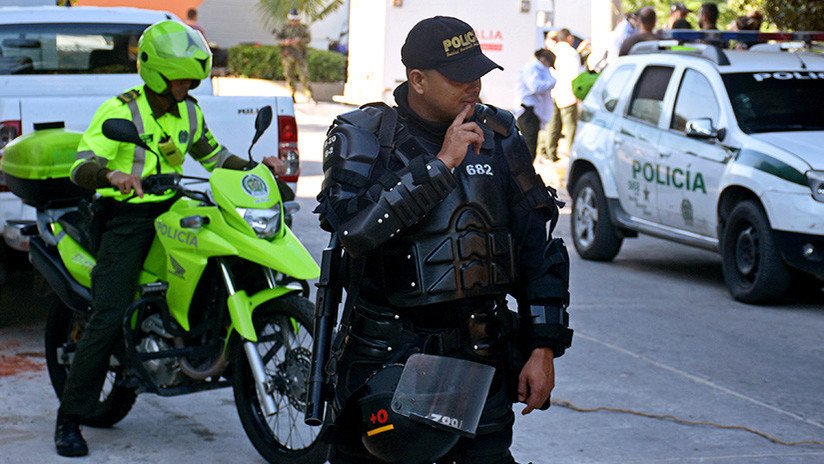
[391,354,495,437]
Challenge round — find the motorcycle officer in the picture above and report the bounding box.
[315,16,573,464]
[55,20,286,457]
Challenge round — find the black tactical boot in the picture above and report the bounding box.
[55,410,88,457]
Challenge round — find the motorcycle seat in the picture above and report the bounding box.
[58,211,96,258]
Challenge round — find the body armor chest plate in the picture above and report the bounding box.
[378,134,516,307]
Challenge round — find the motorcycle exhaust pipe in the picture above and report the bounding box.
[244,341,278,416]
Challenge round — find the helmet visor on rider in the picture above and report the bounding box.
[391,354,495,437]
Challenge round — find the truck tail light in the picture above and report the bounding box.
[277,115,300,184]
[0,120,22,192]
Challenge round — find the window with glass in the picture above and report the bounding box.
[722,72,824,134]
[600,65,635,112]
[627,65,674,125]
[671,69,720,133]
[0,23,148,75]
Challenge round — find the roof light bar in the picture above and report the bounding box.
[666,30,824,43]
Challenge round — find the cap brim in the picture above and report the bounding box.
[436,52,503,83]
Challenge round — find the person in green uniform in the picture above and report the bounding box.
[276,8,314,103]
[53,20,287,458]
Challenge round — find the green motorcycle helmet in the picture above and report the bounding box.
[138,20,212,94]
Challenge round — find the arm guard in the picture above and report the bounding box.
[316,118,457,258]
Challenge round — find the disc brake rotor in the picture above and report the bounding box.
[275,347,312,409]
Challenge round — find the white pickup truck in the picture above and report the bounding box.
[0,6,301,263]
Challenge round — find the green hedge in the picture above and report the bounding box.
[227,44,346,82]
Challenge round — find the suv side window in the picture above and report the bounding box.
[627,66,674,125]
[671,69,720,132]
[601,65,635,112]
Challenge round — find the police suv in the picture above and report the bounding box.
[568,31,824,304]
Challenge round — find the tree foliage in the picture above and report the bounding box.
[623,0,824,31]
[257,0,345,28]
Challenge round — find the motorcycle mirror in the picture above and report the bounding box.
[248,106,273,162]
[102,118,162,175]
[102,118,150,151]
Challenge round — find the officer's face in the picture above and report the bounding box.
[409,69,481,122]
[169,79,193,102]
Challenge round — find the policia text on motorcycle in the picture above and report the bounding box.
[313,16,573,464]
[54,20,288,458]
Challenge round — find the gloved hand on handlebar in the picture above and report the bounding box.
[107,170,144,198]
[261,156,287,177]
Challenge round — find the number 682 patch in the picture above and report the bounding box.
[465,163,493,176]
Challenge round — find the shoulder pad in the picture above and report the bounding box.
[332,102,394,135]
[473,104,514,137]
[323,123,380,188]
[116,89,141,104]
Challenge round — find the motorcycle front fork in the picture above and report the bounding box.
[218,258,279,416]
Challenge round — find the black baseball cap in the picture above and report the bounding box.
[671,2,692,13]
[401,16,503,83]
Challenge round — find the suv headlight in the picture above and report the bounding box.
[237,206,282,238]
[807,171,824,203]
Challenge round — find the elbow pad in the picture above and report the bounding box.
[521,304,573,357]
[339,158,456,257]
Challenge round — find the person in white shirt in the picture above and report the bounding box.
[546,28,581,162]
[514,48,556,160]
[608,13,637,63]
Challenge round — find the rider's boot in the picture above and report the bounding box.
[55,410,88,457]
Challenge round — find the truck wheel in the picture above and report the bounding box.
[721,201,791,304]
[233,293,329,464]
[45,301,137,427]
[571,171,623,261]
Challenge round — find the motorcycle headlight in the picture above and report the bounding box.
[237,206,282,238]
[807,170,824,203]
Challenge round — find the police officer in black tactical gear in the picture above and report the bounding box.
[314,16,573,464]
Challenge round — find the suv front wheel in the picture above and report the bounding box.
[571,172,623,261]
[721,200,791,304]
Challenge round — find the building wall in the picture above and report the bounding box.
[76,0,350,50]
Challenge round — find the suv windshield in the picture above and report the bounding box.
[0,23,148,75]
[722,72,824,134]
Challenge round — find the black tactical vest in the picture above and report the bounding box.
[372,126,516,307]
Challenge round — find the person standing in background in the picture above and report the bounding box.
[514,48,556,161]
[619,7,659,56]
[667,3,693,29]
[545,29,581,163]
[607,13,637,62]
[275,8,314,103]
[184,8,207,39]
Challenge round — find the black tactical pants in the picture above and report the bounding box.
[516,105,540,161]
[328,300,520,464]
[60,199,172,418]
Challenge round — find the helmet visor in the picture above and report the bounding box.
[391,354,495,437]
[153,29,209,59]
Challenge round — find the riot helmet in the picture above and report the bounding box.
[137,20,212,93]
[358,355,496,464]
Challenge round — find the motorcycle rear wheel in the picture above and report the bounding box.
[232,293,330,464]
[45,301,137,428]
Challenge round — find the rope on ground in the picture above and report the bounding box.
[550,399,824,448]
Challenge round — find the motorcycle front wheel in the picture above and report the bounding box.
[44,301,137,428]
[232,292,330,464]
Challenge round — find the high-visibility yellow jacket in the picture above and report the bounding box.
[72,85,232,203]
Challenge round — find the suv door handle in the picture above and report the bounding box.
[660,150,672,158]
[613,135,624,146]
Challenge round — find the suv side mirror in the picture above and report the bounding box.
[685,118,720,140]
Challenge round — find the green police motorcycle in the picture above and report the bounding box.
[1,107,328,464]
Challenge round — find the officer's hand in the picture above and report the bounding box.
[437,104,484,170]
[262,156,287,176]
[107,170,144,198]
[518,347,555,415]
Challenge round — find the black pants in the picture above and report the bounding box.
[328,301,519,464]
[60,199,172,418]
[516,106,540,161]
